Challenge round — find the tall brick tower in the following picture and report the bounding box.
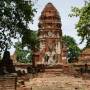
[38,3,62,66]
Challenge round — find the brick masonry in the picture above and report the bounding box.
[0,74,17,90]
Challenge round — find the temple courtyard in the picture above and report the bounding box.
[17,72,90,90]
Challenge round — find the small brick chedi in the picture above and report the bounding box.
[38,3,63,65]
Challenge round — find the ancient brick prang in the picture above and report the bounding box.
[38,3,62,65]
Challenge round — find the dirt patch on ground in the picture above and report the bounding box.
[23,73,90,90]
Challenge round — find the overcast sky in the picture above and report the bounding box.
[29,0,86,48]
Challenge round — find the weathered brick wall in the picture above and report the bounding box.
[0,75,17,90]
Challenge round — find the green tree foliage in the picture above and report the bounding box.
[0,0,36,53]
[14,30,39,63]
[63,35,81,63]
[69,0,90,48]
[22,30,39,52]
[14,42,32,63]
[22,30,39,66]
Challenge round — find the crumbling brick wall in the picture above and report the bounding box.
[0,75,17,90]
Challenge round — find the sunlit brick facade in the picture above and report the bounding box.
[38,3,63,65]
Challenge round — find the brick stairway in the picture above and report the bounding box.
[42,64,64,76]
[45,68,63,75]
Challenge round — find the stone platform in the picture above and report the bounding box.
[17,64,90,90]
[24,73,90,90]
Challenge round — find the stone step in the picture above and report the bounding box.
[45,69,63,72]
[44,69,63,75]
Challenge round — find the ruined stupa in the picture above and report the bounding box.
[38,3,63,66]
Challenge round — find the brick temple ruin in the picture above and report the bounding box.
[37,3,67,66]
[10,2,90,74]
[0,2,90,90]
[79,48,90,64]
[74,47,90,70]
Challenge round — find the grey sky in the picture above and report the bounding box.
[29,0,86,48]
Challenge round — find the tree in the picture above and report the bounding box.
[0,0,36,53]
[14,42,32,63]
[22,30,39,67]
[69,0,90,48]
[63,35,81,63]
[22,30,39,52]
[14,30,39,64]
